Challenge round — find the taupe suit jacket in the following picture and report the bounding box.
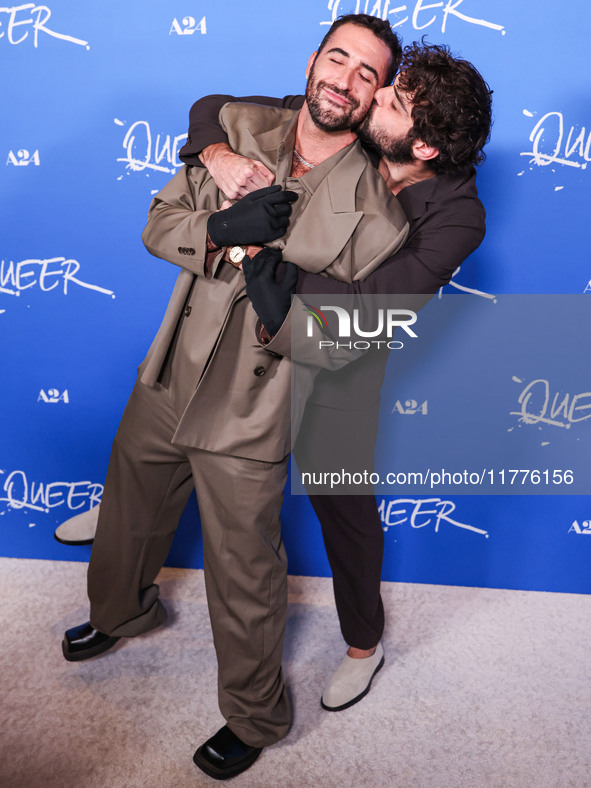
[140,104,408,462]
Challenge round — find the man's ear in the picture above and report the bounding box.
[412,139,439,163]
[305,52,317,79]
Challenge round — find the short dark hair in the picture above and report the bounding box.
[316,14,402,86]
[398,42,493,174]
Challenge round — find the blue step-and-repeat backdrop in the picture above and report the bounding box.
[1,1,590,594]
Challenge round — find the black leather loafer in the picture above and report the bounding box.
[62,621,120,662]
[193,725,262,780]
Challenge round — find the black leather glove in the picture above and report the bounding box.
[243,248,299,336]
[207,185,298,246]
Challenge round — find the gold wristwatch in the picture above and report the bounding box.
[228,245,248,267]
[225,245,262,268]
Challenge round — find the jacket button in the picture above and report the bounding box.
[253,366,266,377]
[184,306,192,317]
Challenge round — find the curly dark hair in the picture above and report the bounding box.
[317,14,402,86]
[397,42,493,174]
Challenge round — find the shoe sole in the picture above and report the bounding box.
[54,534,95,546]
[320,654,385,712]
[62,636,120,662]
[193,745,262,780]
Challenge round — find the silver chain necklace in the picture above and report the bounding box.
[293,148,316,169]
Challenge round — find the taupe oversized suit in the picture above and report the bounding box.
[86,103,407,748]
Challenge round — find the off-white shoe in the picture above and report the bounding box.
[321,642,384,711]
[54,505,100,545]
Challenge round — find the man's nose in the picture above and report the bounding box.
[334,66,355,92]
[374,87,389,106]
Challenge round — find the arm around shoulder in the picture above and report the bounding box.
[179,93,305,165]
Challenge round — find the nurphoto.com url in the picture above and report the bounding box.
[301,468,575,490]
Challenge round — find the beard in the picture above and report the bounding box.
[305,65,365,132]
[358,105,415,164]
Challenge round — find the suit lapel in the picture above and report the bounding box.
[282,143,366,272]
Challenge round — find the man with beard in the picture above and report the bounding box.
[60,15,408,781]
[173,40,493,714]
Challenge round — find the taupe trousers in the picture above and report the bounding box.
[87,376,290,748]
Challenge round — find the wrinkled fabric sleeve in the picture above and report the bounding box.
[179,94,305,165]
[141,165,223,279]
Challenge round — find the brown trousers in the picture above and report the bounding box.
[87,378,291,748]
[294,399,385,651]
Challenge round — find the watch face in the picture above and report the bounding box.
[229,246,246,264]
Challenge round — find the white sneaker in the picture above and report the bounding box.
[54,505,100,545]
[321,642,384,711]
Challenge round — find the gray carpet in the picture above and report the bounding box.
[0,557,589,787]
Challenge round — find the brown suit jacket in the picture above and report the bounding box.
[140,104,408,461]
